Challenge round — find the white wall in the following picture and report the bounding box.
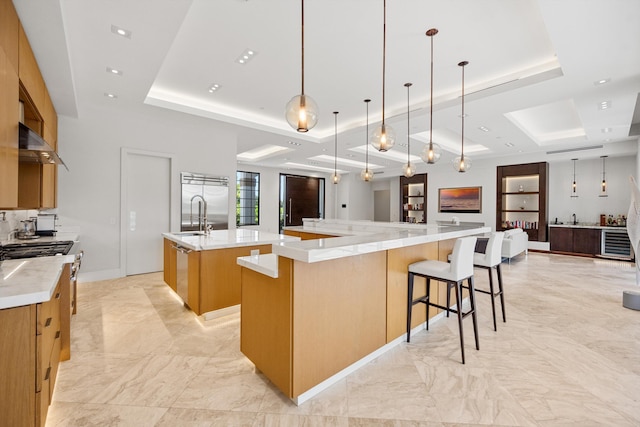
[57,104,237,280]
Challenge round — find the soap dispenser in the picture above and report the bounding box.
[0,212,10,241]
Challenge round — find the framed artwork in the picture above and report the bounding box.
[438,186,482,213]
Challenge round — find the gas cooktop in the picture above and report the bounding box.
[1,240,74,260]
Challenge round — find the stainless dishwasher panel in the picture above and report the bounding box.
[174,245,192,307]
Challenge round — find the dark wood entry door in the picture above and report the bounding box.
[283,175,322,226]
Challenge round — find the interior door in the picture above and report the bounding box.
[125,152,171,275]
[283,175,322,227]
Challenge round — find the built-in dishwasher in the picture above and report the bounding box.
[174,244,192,307]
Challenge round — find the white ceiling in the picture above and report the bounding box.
[13,0,640,177]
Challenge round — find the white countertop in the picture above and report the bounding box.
[238,220,490,278]
[162,229,300,251]
[0,255,75,309]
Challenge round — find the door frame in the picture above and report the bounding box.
[120,148,176,277]
[279,173,325,232]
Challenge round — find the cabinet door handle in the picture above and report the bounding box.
[288,198,292,225]
[45,317,52,327]
[44,366,51,381]
[55,292,60,299]
[55,330,60,339]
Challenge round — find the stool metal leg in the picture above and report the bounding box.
[407,272,414,342]
[446,282,451,317]
[497,264,506,323]
[468,276,480,351]
[487,267,497,331]
[426,277,431,331]
[453,280,466,364]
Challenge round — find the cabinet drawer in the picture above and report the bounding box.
[48,330,61,401]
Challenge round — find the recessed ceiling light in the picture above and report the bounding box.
[288,141,301,146]
[208,84,221,93]
[236,49,257,65]
[106,67,123,76]
[504,142,514,147]
[110,25,132,39]
[479,126,490,132]
[594,78,611,86]
[601,127,612,133]
[104,92,117,99]
[598,101,611,110]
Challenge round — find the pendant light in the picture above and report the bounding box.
[285,0,318,132]
[361,99,374,182]
[420,28,442,164]
[453,61,471,172]
[599,155,608,197]
[402,83,416,178]
[370,0,395,152]
[331,111,340,184]
[571,158,578,197]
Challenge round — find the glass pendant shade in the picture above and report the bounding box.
[421,143,442,163]
[370,124,396,152]
[453,60,471,172]
[331,173,341,184]
[285,94,319,132]
[452,156,472,173]
[361,169,374,182]
[403,163,416,178]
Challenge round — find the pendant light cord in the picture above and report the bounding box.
[333,112,338,175]
[382,0,387,128]
[461,63,465,160]
[365,99,370,172]
[405,83,411,165]
[428,30,435,149]
[301,0,305,95]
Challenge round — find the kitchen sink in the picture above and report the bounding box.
[173,231,205,237]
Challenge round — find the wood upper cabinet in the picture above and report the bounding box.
[18,24,45,114]
[0,48,20,208]
[0,0,19,72]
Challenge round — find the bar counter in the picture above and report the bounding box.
[238,220,489,404]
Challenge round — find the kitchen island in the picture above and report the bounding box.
[237,219,489,404]
[162,229,299,317]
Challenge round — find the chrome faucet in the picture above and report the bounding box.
[571,213,577,225]
[190,195,209,234]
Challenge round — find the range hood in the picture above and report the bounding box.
[19,123,68,171]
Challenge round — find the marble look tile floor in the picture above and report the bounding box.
[46,253,640,426]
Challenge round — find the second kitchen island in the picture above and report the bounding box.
[163,229,299,317]
[238,220,489,404]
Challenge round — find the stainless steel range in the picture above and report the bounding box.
[1,240,75,260]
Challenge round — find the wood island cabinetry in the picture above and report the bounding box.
[0,264,71,427]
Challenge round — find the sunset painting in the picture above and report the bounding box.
[438,187,482,213]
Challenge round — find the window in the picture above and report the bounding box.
[236,171,260,226]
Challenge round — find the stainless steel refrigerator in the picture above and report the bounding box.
[180,172,229,231]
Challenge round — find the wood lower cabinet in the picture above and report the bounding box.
[0,263,70,427]
[550,227,601,256]
[163,238,273,315]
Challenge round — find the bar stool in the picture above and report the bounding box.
[473,232,506,331]
[406,236,479,364]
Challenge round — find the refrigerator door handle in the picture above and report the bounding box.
[288,198,292,225]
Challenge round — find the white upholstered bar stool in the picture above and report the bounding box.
[473,232,506,331]
[406,236,479,364]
